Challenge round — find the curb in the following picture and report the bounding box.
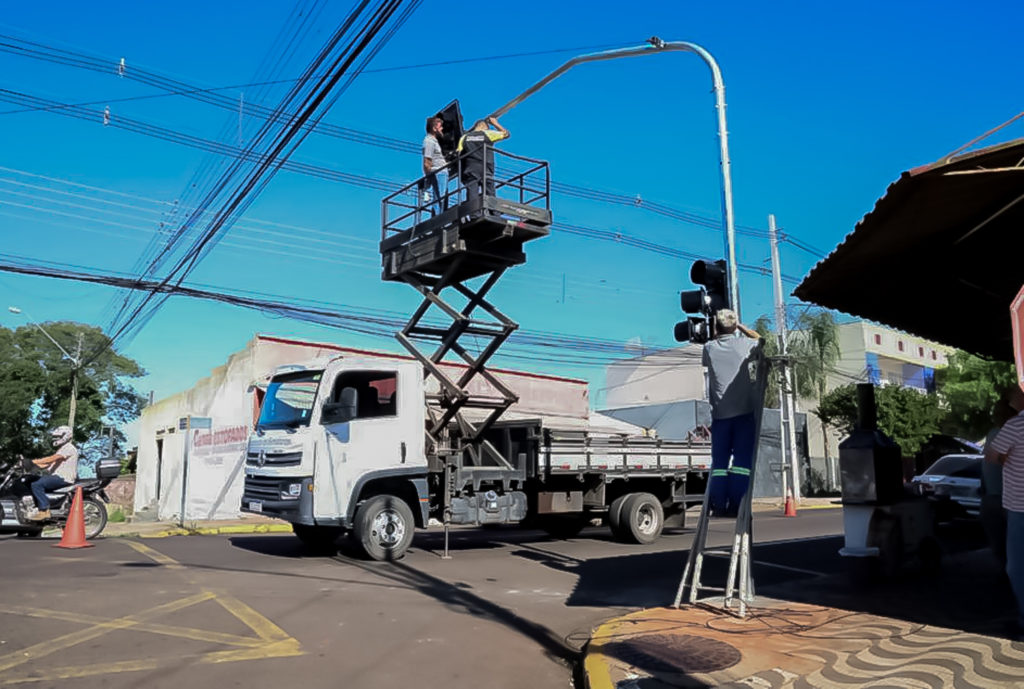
[582,616,634,689]
[107,523,294,539]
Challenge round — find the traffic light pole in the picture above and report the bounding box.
[491,36,740,315]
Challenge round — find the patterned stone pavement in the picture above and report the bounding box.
[585,601,1024,688]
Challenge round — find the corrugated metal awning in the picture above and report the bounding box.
[795,138,1024,360]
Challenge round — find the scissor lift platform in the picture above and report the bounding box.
[380,150,551,283]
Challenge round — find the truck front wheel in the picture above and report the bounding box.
[618,493,664,544]
[354,495,414,561]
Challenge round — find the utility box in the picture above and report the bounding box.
[838,384,903,504]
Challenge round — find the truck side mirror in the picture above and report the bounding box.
[322,386,358,425]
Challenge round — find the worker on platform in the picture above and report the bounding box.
[456,116,509,206]
[422,116,448,214]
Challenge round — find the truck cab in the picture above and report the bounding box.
[242,357,430,559]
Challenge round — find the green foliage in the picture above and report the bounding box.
[107,506,127,523]
[816,384,944,456]
[754,309,840,412]
[0,321,146,465]
[934,351,1017,440]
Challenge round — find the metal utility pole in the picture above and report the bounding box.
[490,36,741,316]
[67,333,84,429]
[768,216,801,503]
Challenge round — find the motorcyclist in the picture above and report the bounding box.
[21,426,79,521]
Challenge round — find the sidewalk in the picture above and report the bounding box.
[103,514,293,538]
[584,598,1024,688]
[583,545,1024,688]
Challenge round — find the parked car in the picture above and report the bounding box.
[910,453,982,520]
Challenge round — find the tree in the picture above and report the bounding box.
[0,321,146,467]
[934,350,1017,441]
[755,308,839,417]
[816,383,944,457]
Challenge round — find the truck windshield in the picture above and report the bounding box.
[257,371,323,430]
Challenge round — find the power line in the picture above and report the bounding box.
[94,0,422,359]
[0,252,690,367]
[0,31,779,240]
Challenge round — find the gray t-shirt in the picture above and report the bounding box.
[51,442,79,483]
[422,134,445,173]
[702,333,759,420]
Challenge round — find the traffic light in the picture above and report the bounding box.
[674,259,729,344]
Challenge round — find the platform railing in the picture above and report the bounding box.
[381,148,550,241]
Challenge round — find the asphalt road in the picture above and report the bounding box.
[0,510,853,689]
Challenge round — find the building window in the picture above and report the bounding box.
[874,334,882,345]
[897,340,904,352]
[918,346,924,357]
[931,350,937,360]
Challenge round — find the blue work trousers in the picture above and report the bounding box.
[709,412,756,514]
[423,170,448,215]
[1007,509,1024,627]
[30,474,70,510]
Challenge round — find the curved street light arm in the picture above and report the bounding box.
[490,38,740,316]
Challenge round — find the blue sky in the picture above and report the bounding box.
[0,0,1021,410]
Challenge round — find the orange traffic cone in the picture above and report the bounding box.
[783,491,798,518]
[54,486,94,549]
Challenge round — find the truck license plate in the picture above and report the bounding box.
[248,501,263,513]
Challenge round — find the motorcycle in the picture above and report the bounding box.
[0,455,120,540]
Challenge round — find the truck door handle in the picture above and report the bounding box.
[401,441,407,463]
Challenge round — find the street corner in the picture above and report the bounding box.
[583,601,1024,688]
[583,605,816,689]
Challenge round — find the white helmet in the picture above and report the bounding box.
[50,426,73,447]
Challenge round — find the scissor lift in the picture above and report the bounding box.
[380,146,552,484]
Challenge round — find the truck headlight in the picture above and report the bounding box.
[281,483,302,499]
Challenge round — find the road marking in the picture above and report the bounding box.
[0,604,266,648]
[0,540,304,685]
[0,592,214,674]
[122,539,185,569]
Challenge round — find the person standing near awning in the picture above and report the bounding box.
[985,386,1024,639]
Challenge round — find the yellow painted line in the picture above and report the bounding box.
[115,523,293,538]
[0,592,213,674]
[583,617,634,689]
[0,639,304,686]
[214,594,293,644]
[214,524,292,535]
[121,539,185,569]
[0,605,265,649]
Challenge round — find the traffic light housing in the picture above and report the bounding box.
[674,259,729,344]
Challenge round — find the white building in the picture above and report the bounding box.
[803,321,952,480]
[135,334,610,521]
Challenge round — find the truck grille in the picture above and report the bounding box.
[243,475,283,500]
[246,450,302,467]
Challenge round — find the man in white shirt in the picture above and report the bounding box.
[26,425,79,521]
[422,116,449,215]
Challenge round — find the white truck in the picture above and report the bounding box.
[242,356,711,560]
